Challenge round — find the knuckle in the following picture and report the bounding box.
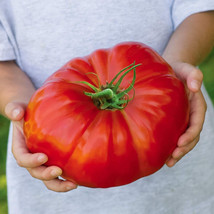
[45,183,52,191]
[186,131,195,143]
[198,126,203,134]
[196,68,203,80]
[180,147,188,156]
[179,148,190,158]
[16,159,25,167]
[188,138,199,152]
[187,145,193,153]
[28,170,37,179]
[195,135,200,143]
[11,145,17,160]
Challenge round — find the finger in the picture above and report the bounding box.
[178,91,206,147]
[165,157,178,168]
[12,123,48,167]
[172,63,203,92]
[5,102,26,121]
[166,136,199,167]
[15,151,48,168]
[186,68,203,92]
[172,136,199,160]
[27,166,62,181]
[43,179,78,192]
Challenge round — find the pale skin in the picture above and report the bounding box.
[0,11,214,192]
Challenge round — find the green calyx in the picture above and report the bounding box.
[79,62,141,110]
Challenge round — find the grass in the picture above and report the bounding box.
[0,115,9,214]
[0,50,213,214]
[200,49,214,104]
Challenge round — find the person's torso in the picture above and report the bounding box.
[0,0,173,88]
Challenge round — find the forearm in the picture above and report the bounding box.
[163,11,214,65]
[0,61,35,117]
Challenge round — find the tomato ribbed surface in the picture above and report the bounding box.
[24,42,189,188]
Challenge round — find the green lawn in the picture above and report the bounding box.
[0,115,9,214]
[0,50,213,214]
[200,49,214,104]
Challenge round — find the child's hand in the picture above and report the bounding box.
[165,62,207,167]
[5,102,77,192]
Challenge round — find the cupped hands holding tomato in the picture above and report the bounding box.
[164,62,206,167]
[5,102,77,192]
[23,42,206,189]
[5,42,206,192]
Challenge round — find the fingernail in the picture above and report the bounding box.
[167,159,177,168]
[12,108,21,118]
[51,169,61,177]
[37,154,47,163]
[191,80,200,90]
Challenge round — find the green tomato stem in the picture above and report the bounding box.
[85,88,114,99]
[80,62,141,110]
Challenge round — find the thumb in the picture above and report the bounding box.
[172,62,203,93]
[5,102,27,121]
[186,67,203,93]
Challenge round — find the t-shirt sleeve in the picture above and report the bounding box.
[172,0,214,29]
[0,21,16,61]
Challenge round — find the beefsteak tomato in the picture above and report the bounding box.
[24,42,189,188]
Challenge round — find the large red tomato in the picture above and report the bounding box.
[24,42,189,188]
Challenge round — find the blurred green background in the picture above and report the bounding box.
[0,50,214,214]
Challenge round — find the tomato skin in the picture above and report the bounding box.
[24,42,189,188]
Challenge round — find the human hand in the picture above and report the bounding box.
[5,102,77,192]
[165,62,207,167]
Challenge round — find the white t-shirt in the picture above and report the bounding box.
[1,1,214,213]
